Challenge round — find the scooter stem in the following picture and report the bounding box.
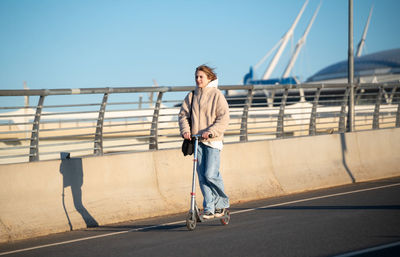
[190,136,199,212]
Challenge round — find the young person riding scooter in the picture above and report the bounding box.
[178,65,230,219]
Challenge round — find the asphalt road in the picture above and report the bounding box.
[1,177,400,257]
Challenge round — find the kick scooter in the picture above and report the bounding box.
[186,134,230,231]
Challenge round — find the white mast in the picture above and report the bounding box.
[356,5,373,57]
[254,38,283,71]
[262,0,308,80]
[282,2,321,78]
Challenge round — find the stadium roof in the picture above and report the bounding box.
[306,48,400,83]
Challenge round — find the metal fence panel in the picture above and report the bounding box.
[0,83,399,164]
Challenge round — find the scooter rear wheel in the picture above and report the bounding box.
[220,209,230,225]
[186,211,197,231]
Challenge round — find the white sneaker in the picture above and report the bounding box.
[202,211,214,219]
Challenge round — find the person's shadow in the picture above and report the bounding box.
[60,152,98,230]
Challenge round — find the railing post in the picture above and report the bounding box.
[276,87,289,138]
[396,95,400,128]
[372,86,383,129]
[339,87,350,133]
[149,91,163,150]
[29,95,45,162]
[309,87,321,136]
[388,86,396,104]
[94,92,109,156]
[240,89,253,142]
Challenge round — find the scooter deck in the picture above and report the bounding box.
[197,210,230,223]
[186,207,231,230]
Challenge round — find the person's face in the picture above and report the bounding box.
[195,70,211,88]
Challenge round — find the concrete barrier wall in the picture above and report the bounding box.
[1,128,399,243]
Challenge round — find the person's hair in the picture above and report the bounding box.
[195,65,217,81]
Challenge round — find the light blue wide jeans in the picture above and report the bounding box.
[197,143,229,213]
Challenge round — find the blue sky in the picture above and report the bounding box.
[1,0,399,91]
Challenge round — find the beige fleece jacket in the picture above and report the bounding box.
[178,81,230,143]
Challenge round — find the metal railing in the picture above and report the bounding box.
[0,83,399,165]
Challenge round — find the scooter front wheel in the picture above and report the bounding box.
[220,209,230,225]
[186,211,197,231]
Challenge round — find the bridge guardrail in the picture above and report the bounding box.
[0,83,399,164]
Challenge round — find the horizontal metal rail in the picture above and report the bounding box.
[0,83,399,164]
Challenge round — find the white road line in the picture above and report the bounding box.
[332,241,400,257]
[1,182,400,256]
[230,182,400,215]
[0,220,184,256]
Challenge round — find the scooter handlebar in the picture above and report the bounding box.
[192,133,213,139]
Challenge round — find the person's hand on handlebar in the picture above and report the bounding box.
[183,132,191,140]
[202,131,212,139]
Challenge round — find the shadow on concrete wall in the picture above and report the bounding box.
[340,133,356,183]
[60,152,98,230]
